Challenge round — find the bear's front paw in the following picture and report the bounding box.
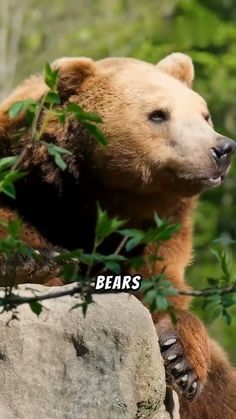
[155,310,211,401]
[159,331,203,400]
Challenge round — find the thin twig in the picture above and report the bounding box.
[178,285,236,297]
[0,283,235,312]
[113,235,128,256]
[10,143,32,173]
[30,93,47,141]
[0,283,82,309]
[10,93,48,173]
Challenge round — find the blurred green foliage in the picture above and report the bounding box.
[1,0,236,360]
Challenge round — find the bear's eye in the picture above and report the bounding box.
[148,110,169,123]
[204,114,211,123]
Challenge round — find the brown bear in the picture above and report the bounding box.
[0,53,235,418]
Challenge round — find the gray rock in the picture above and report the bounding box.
[0,284,179,419]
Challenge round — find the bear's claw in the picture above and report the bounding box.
[159,332,203,401]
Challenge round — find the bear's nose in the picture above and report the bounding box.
[211,137,236,168]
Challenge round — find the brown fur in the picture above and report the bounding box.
[0,53,235,417]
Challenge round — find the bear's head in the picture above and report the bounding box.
[51,53,235,208]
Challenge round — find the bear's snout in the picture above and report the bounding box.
[211,137,236,172]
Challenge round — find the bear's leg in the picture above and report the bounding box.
[179,340,236,419]
[153,309,211,400]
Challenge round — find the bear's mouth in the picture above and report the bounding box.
[190,173,226,189]
[170,170,225,188]
[200,175,224,187]
[171,172,226,192]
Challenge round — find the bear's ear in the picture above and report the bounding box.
[156,53,194,87]
[51,57,96,100]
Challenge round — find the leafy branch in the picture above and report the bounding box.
[0,271,235,315]
[4,62,107,199]
[0,205,235,323]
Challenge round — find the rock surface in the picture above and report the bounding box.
[0,284,179,419]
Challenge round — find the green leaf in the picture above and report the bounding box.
[105,261,121,274]
[79,252,126,267]
[154,213,163,227]
[222,309,231,325]
[95,205,125,245]
[211,248,222,264]
[55,249,83,262]
[0,169,26,199]
[104,254,126,262]
[161,287,179,297]
[127,236,146,252]
[78,253,104,264]
[29,301,43,316]
[4,170,26,183]
[54,153,67,171]
[43,142,72,171]
[55,109,66,124]
[62,263,78,282]
[44,63,59,90]
[129,256,145,270]
[8,99,38,119]
[0,182,16,199]
[211,248,231,283]
[66,102,84,116]
[119,229,145,252]
[0,170,26,199]
[155,295,169,311]
[213,237,236,246]
[44,142,72,156]
[8,102,25,118]
[208,305,222,322]
[66,103,103,123]
[83,122,108,146]
[149,223,180,242]
[45,92,61,105]
[7,217,22,236]
[202,294,221,309]
[143,289,157,304]
[222,294,235,308]
[221,251,231,283]
[119,228,145,238]
[25,109,36,126]
[81,112,103,123]
[120,220,179,251]
[140,281,153,291]
[49,144,72,155]
[0,156,17,172]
